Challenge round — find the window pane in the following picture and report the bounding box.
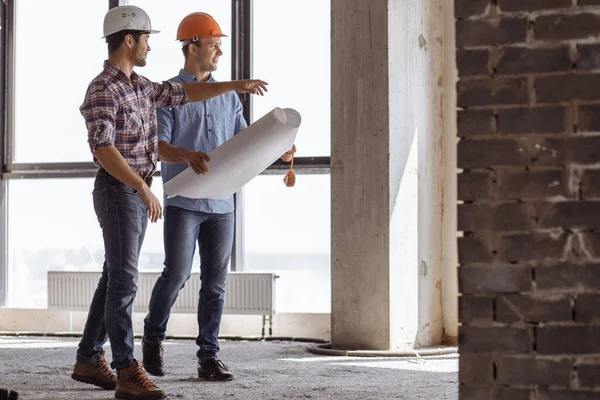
[253,0,331,156]
[7,178,171,308]
[14,1,107,163]
[8,179,101,307]
[133,0,232,83]
[243,175,331,313]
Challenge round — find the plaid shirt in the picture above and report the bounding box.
[81,60,188,177]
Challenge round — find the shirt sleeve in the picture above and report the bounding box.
[152,81,188,109]
[80,80,117,154]
[157,105,175,144]
[233,95,248,135]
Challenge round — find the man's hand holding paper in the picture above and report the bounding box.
[164,107,301,200]
[184,150,211,175]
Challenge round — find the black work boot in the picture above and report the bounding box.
[142,338,165,377]
[0,388,19,400]
[197,358,234,381]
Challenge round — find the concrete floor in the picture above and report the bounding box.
[0,336,458,400]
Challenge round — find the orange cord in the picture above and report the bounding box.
[284,151,296,187]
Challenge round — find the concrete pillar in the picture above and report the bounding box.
[331,0,451,350]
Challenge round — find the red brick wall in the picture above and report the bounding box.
[456,0,600,398]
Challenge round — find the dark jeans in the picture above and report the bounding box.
[76,171,149,370]
[143,206,234,361]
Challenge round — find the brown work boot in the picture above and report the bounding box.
[142,338,165,376]
[71,350,117,390]
[115,360,166,400]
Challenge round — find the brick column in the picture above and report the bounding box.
[457,0,600,398]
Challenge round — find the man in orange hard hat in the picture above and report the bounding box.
[141,12,294,381]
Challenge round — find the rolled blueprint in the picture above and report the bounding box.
[164,107,301,200]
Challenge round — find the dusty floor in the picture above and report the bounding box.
[0,336,458,400]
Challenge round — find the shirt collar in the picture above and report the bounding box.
[178,69,216,83]
[103,60,141,85]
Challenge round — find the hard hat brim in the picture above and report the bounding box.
[177,33,228,43]
[102,29,160,39]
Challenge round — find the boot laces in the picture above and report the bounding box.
[96,355,115,378]
[127,363,157,390]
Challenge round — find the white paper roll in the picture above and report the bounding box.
[164,107,301,200]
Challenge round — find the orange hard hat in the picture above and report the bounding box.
[176,12,227,42]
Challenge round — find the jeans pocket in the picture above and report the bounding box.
[92,188,108,227]
[115,185,139,195]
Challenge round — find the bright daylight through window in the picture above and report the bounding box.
[8,0,331,313]
[13,0,106,162]
[246,0,331,312]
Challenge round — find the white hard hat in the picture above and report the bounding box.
[102,5,160,38]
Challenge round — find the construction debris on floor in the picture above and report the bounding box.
[0,336,458,400]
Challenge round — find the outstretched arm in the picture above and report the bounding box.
[183,80,268,102]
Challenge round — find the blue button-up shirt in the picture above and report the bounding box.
[157,70,247,214]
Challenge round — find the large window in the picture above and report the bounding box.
[8,179,101,307]
[244,175,331,313]
[4,1,330,313]
[13,0,232,164]
[245,0,331,313]
[6,0,232,308]
[252,0,331,157]
[7,179,173,308]
[13,0,107,163]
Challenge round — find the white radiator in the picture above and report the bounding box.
[47,271,276,316]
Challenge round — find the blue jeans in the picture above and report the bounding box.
[76,172,149,370]
[143,206,234,361]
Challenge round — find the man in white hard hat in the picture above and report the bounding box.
[139,12,295,383]
[71,6,268,400]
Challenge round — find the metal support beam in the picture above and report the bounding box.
[232,0,252,123]
[2,158,330,179]
[260,157,330,175]
[231,0,253,272]
[3,155,329,180]
[5,0,14,170]
[0,0,7,306]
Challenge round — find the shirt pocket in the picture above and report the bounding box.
[123,105,143,133]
